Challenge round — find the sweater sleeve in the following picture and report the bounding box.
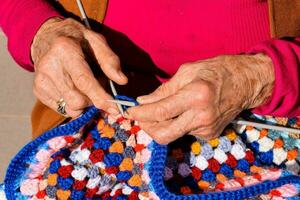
[249,37,300,117]
[0,0,62,72]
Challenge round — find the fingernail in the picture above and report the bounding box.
[108,107,119,115]
[136,96,145,103]
[118,71,126,80]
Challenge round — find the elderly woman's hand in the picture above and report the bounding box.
[126,54,274,144]
[31,17,127,117]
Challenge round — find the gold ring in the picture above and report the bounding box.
[56,98,67,115]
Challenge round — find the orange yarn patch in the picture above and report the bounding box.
[97,119,105,131]
[119,158,134,171]
[234,170,246,178]
[197,180,210,190]
[259,129,268,138]
[287,149,298,160]
[208,138,219,148]
[216,174,228,182]
[274,138,284,148]
[250,166,263,173]
[101,125,115,138]
[56,189,71,200]
[109,141,124,153]
[225,130,237,141]
[128,174,142,187]
[47,173,58,186]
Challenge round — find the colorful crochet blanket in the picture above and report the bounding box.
[1,106,300,200]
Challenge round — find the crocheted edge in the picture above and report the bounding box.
[4,106,300,200]
[148,142,300,200]
[4,107,99,200]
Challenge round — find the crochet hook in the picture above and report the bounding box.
[107,100,136,107]
[232,119,300,134]
[106,98,300,134]
[76,0,125,116]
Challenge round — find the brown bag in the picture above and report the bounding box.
[31,0,300,138]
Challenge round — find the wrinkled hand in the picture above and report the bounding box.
[31,17,127,117]
[126,54,274,144]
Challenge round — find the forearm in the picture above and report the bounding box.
[0,0,61,71]
[250,37,300,117]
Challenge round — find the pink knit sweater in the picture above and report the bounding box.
[0,0,300,117]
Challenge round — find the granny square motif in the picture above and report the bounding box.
[1,105,300,200]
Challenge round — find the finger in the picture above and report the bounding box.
[137,80,180,104]
[35,89,83,117]
[33,74,83,117]
[189,127,217,141]
[139,110,195,144]
[63,51,119,114]
[34,73,61,105]
[126,92,187,122]
[137,64,196,104]
[188,115,227,140]
[48,71,90,111]
[84,30,128,85]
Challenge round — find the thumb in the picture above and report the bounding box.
[137,78,180,104]
[137,65,193,104]
[84,30,128,85]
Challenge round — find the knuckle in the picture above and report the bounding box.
[51,37,75,53]
[191,82,214,103]
[75,74,92,93]
[67,95,86,110]
[156,84,170,96]
[108,54,120,64]
[154,106,169,121]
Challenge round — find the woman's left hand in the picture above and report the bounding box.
[125,54,274,144]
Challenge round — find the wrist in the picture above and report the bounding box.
[31,17,63,64]
[243,53,275,109]
[31,18,86,65]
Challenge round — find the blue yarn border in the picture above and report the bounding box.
[4,105,300,200]
[149,142,300,200]
[4,106,99,200]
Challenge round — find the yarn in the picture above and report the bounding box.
[2,105,300,200]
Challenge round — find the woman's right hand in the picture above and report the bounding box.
[31,18,128,117]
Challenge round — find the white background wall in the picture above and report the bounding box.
[0,32,34,182]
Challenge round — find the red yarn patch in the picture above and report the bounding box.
[191,167,202,180]
[73,180,87,190]
[105,166,119,174]
[134,144,145,152]
[208,158,220,173]
[64,136,75,143]
[58,165,73,178]
[89,149,105,163]
[128,191,139,200]
[36,190,46,198]
[225,154,237,168]
[85,187,98,198]
[245,150,255,163]
[82,134,94,149]
[130,125,141,135]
